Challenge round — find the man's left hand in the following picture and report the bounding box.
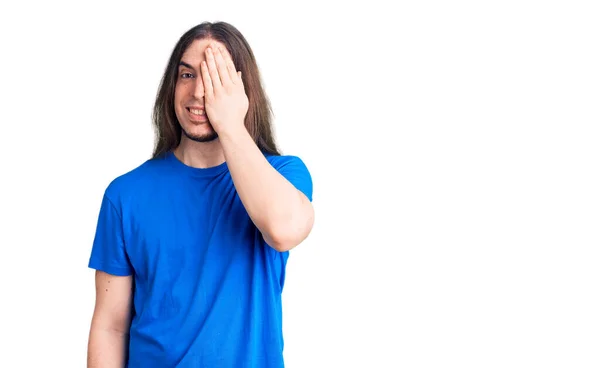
[201,42,249,134]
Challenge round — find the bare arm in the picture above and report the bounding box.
[219,127,315,252]
[87,271,133,368]
[200,44,314,252]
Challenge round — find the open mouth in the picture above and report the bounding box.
[186,107,207,121]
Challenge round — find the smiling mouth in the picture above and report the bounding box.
[186,107,205,116]
[186,107,208,122]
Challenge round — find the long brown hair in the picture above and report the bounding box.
[151,21,280,158]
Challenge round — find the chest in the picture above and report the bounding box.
[121,179,258,281]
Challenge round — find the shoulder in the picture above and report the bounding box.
[265,153,313,200]
[103,155,170,204]
[265,153,311,172]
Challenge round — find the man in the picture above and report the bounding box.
[87,21,314,367]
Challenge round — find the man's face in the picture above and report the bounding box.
[174,38,228,143]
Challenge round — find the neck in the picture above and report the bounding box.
[173,135,225,169]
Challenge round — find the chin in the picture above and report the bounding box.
[182,125,218,143]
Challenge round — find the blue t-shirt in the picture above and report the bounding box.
[88,151,313,367]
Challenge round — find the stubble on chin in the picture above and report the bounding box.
[181,127,219,143]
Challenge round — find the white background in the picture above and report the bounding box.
[0,0,598,367]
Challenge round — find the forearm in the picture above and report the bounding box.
[219,126,313,251]
[87,328,129,368]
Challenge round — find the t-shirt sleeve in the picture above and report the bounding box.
[88,194,133,276]
[274,156,313,202]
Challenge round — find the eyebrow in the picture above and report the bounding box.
[178,61,195,70]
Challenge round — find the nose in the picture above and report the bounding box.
[192,77,205,100]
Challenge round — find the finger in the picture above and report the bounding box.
[213,45,233,86]
[205,47,222,89]
[201,60,214,97]
[221,46,239,83]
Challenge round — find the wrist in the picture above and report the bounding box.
[217,122,249,141]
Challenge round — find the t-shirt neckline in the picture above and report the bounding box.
[166,150,229,177]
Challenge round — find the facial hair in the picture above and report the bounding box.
[182,127,219,143]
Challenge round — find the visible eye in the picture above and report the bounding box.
[180,73,195,79]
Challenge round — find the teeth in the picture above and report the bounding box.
[190,109,204,115]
